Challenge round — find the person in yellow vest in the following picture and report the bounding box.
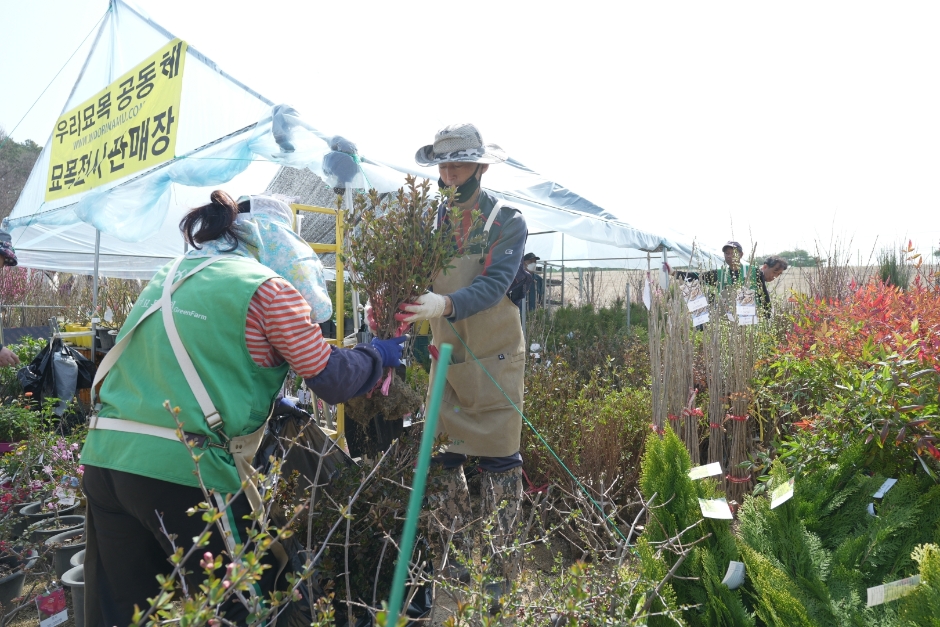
[80,190,406,626]
[400,123,528,610]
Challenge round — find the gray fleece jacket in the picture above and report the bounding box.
[436,189,528,322]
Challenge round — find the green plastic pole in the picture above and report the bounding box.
[385,342,453,627]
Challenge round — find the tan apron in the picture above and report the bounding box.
[427,207,526,457]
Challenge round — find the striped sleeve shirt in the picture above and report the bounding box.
[245,277,331,378]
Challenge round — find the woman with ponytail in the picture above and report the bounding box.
[79,190,406,626]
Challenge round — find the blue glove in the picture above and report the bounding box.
[371,335,408,368]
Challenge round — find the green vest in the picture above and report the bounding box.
[81,257,290,494]
[714,264,756,291]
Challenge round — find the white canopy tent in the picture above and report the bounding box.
[4,0,722,280]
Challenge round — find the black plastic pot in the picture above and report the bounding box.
[62,564,84,627]
[45,528,86,578]
[11,500,77,538]
[27,514,85,543]
[0,549,39,607]
[70,548,85,568]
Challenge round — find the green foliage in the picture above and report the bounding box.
[342,176,478,339]
[0,129,42,219]
[878,245,913,289]
[737,461,837,625]
[739,543,815,627]
[899,543,940,626]
[0,335,45,400]
[638,428,752,626]
[528,301,649,382]
[775,248,817,267]
[522,358,652,498]
[0,396,54,442]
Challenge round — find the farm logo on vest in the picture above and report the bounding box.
[45,39,188,201]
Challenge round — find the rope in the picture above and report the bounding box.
[445,320,629,543]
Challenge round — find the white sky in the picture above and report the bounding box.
[2,0,939,259]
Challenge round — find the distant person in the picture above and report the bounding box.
[756,255,788,318]
[523,252,544,310]
[671,240,752,290]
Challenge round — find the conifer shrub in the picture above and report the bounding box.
[898,543,940,625]
[638,427,752,626]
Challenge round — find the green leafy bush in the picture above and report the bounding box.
[522,358,652,499]
[0,335,45,400]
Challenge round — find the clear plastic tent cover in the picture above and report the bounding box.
[4,0,722,279]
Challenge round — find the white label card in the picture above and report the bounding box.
[699,498,734,519]
[689,462,723,480]
[770,478,794,509]
[867,575,921,607]
[54,487,77,507]
[736,305,756,317]
[687,296,708,312]
[738,314,756,326]
[721,561,746,589]
[873,478,897,499]
[692,311,710,326]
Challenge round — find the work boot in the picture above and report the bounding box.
[426,464,474,578]
[480,467,523,583]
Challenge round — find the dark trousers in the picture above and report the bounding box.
[82,465,279,627]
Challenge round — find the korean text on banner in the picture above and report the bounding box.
[45,39,187,201]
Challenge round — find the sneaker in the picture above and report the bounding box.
[484,581,507,615]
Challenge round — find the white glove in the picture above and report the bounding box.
[398,292,447,323]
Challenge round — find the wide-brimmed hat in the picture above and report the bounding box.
[415,123,507,166]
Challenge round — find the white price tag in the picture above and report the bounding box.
[721,561,746,589]
[54,487,77,507]
[873,478,897,499]
[736,305,756,317]
[402,413,413,427]
[769,478,794,509]
[738,314,756,326]
[692,311,710,326]
[688,462,722,480]
[699,498,734,519]
[687,296,708,312]
[867,575,920,607]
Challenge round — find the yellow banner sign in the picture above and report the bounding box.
[45,39,188,201]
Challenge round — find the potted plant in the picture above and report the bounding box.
[45,527,85,578]
[0,395,53,450]
[0,545,39,607]
[341,177,480,426]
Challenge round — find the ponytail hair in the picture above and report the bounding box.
[179,190,240,251]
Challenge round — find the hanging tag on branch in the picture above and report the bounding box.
[688,462,722,480]
[698,497,734,519]
[736,287,756,324]
[873,478,897,499]
[769,477,795,509]
[867,575,921,607]
[721,561,746,589]
[680,279,709,325]
[36,588,68,627]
